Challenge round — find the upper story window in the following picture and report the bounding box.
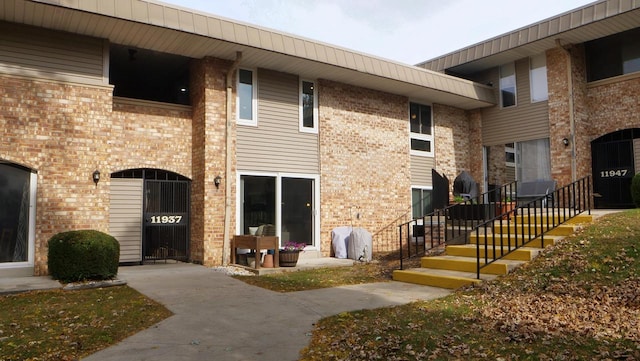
[499,63,516,108]
[530,54,548,102]
[237,68,257,126]
[300,80,318,133]
[409,102,433,157]
[109,44,191,105]
[586,27,640,82]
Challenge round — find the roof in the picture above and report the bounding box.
[0,0,496,109]
[419,0,640,75]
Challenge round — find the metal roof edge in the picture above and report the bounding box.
[417,0,640,71]
[30,0,496,107]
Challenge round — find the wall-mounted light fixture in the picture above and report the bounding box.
[562,138,570,147]
[214,175,222,189]
[92,170,101,185]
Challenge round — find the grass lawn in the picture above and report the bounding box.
[298,209,640,360]
[0,285,172,361]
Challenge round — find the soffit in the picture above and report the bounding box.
[419,0,640,75]
[0,0,496,109]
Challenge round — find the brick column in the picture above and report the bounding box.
[190,57,234,266]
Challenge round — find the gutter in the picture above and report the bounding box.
[223,51,242,266]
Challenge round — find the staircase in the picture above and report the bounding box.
[393,176,594,289]
[393,213,594,289]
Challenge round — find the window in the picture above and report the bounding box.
[237,69,257,125]
[300,80,318,133]
[530,54,548,102]
[412,188,433,218]
[586,27,640,82]
[109,44,191,105]
[499,63,516,107]
[409,103,433,156]
[505,143,515,166]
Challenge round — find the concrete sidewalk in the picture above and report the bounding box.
[0,261,450,361]
[79,262,449,361]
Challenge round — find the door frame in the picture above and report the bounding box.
[236,171,320,250]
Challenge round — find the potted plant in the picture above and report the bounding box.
[279,241,305,267]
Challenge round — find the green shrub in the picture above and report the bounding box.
[632,173,640,208]
[48,230,120,282]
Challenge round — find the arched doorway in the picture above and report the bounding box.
[111,169,191,263]
[591,129,640,208]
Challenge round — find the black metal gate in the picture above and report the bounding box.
[592,137,635,208]
[143,180,190,261]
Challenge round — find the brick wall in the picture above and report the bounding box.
[548,45,640,188]
[0,76,113,275]
[190,57,235,266]
[318,79,410,255]
[0,74,197,275]
[433,104,473,196]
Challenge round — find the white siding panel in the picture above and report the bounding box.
[237,69,319,173]
[109,178,143,263]
[411,155,435,186]
[0,22,105,85]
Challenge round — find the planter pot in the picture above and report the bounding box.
[279,250,300,267]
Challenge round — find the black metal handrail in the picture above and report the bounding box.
[398,176,592,272]
[398,181,518,269]
[473,175,592,278]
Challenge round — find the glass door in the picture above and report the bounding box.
[240,174,316,248]
[281,177,313,246]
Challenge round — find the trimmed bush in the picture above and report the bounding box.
[48,230,120,282]
[632,173,640,208]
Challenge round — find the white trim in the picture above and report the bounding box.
[529,54,548,103]
[237,68,257,126]
[409,102,434,157]
[299,79,318,134]
[499,62,517,108]
[236,171,321,251]
[0,170,36,270]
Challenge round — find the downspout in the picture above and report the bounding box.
[555,39,577,182]
[223,51,242,266]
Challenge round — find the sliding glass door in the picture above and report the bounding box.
[240,174,317,247]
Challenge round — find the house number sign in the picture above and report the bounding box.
[149,215,183,224]
[599,169,631,178]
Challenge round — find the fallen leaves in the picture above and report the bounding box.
[300,210,640,360]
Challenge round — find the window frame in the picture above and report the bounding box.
[499,62,517,108]
[299,79,318,134]
[505,143,516,167]
[237,68,257,126]
[411,186,434,219]
[409,102,434,157]
[529,54,548,103]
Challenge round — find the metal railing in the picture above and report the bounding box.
[398,176,592,273]
[473,175,591,278]
[398,181,517,269]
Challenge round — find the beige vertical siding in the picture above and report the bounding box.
[479,58,550,146]
[0,22,106,85]
[237,69,319,173]
[109,178,143,263]
[410,155,435,185]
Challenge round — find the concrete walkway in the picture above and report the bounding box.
[79,262,449,361]
[0,261,449,361]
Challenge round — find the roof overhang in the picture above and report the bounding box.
[0,0,496,109]
[419,0,640,75]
